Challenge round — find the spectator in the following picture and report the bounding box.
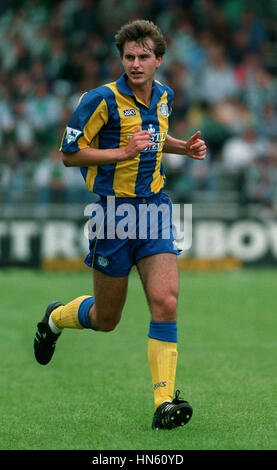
[242,139,277,214]
[221,125,267,174]
[197,42,239,104]
[244,65,277,114]
[33,148,67,207]
[257,104,277,140]
[1,144,25,206]
[212,97,256,135]
[12,99,35,159]
[24,80,63,147]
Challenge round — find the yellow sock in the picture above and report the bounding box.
[148,337,178,409]
[50,296,91,330]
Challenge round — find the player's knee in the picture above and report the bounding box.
[151,293,178,321]
[95,311,121,332]
[89,304,122,332]
[99,318,119,332]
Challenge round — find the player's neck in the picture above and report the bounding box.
[127,79,153,107]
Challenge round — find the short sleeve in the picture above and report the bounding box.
[60,91,108,153]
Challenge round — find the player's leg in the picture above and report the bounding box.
[34,270,128,365]
[136,253,192,429]
[137,253,179,406]
[137,252,179,322]
[88,269,128,331]
[50,269,128,332]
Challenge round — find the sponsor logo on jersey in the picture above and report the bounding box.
[123,108,136,117]
[126,124,167,152]
[143,124,167,152]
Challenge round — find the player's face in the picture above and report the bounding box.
[121,38,162,89]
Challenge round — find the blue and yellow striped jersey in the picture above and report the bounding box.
[60,73,174,198]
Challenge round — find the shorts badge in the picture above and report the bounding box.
[97,255,109,267]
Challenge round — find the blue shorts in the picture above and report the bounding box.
[84,191,181,277]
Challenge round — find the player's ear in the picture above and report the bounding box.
[156,56,163,69]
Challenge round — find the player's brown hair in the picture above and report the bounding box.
[115,20,167,58]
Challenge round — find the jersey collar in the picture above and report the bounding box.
[116,73,164,108]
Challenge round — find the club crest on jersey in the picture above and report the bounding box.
[66,127,82,144]
[159,102,168,117]
[123,108,136,117]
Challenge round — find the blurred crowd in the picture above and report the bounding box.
[0,0,277,214]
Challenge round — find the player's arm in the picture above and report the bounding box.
[62,126,154,167]
[62,147,129,167]
[163,131,206,160]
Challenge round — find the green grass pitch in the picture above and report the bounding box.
[0,267,276,450]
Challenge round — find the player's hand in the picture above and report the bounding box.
[123,126,154,159]
[184,131,207,160]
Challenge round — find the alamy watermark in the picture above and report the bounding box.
[83,197,192,250]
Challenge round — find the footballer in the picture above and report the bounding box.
[34,20,206,429]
